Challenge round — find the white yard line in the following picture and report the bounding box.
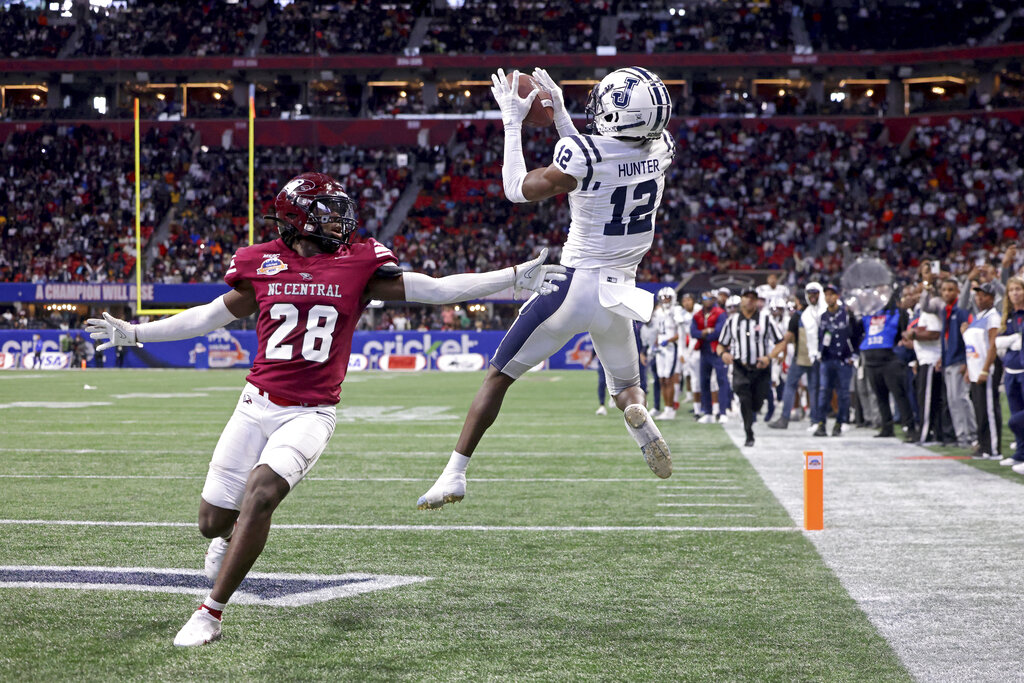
[725,422,1024,682]
[0,474,668,483]
[0,519,798,533]
[0,447,741,460]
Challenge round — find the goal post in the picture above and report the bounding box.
[132,93,257,316]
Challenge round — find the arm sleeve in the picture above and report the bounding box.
[402,269,514,305]
[717,317,733,348]
[502,127,529,203]
[135,295,239,343]
[553,111,579,140]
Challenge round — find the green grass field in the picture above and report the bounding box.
[0,369,911,681]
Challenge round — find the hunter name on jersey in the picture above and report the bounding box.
[552,131,675,273]
[266,282,345,299]
[617,158,661,177]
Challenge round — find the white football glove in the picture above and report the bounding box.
[531,68,565,116]
[85,312,142,351]
[512,247,567,298]
[490,68,539,128]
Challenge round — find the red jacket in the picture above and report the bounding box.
[692,306,725,353]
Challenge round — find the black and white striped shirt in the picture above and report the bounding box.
[718,309,783,366]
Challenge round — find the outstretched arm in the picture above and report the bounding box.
[491,68,578,203]
[86,282,256,350]
[364,248,567,304]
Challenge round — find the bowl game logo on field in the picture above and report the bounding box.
[257,255,288,276]
[0,566,430,607]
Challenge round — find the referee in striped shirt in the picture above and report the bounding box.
[718,287,784,446]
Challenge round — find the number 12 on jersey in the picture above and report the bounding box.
[603,179,658,236]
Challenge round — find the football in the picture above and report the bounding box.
[506,70,554,128]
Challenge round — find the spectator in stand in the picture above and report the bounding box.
[814,283,861,437]
[904,282,956,445]
[757,272,789,302]
[691,291,730,423]
[962,283,1002,459]
[998,277,1024,473]
[922,277,978,448]
[769,283,823,431]
[859,289,919,442]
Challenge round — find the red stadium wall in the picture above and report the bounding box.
[3,110,1023,148]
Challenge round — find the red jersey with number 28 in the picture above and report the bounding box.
[224,237,397,404]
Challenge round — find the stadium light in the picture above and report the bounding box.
[93,96,106,114]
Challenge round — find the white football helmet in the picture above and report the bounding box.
[586,67,672,140]
[657,286,676,308]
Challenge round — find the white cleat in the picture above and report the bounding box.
[624,404,672,479]
[204,536,230,582]
[173,607,222,647]
[698,414,715,424]
[416,470,466,510]
[595,405,608,416]
[1013,461,1024,476]
[659,407,676,420]
[717,414,728,424]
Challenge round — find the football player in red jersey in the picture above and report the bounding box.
[86,172,565,647]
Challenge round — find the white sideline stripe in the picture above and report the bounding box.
[0,519,797,533]
[0,474,665,483]
[657,485,743,490]
[651,493,748,498]
[655,513,758,518]
[657,503,756,507]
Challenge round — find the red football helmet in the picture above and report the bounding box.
[265,172,358,252]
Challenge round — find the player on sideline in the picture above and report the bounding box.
[417,66,676,510]
[651,287,684,420]
[86,172,566,647]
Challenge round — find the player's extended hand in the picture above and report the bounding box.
[85,312,142,351]
[512,247,567,298]
[490,68,539,128]
[531,68,565,116]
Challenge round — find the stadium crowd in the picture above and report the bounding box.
[639,238,1024,471]
[151,144,414,284]
[3,114,1022,290]
[1,0,1017,59]
[0,124,193,285]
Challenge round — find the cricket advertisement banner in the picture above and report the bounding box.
[2,330,602,371]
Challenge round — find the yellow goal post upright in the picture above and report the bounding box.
[132,90,257,316]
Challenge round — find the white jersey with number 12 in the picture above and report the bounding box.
[552,131,675,274]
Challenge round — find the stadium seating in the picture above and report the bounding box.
[2,0,1015,59]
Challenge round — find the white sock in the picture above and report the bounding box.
[444,451,471,474]
[202,596,225,618]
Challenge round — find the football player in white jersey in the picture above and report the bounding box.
[651,287,683,419]
[418,66,676,509]
[678,292,698,407]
